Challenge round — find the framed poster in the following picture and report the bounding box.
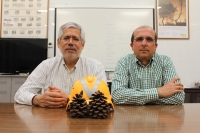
[1,0,48,38]
[156,0,189,39]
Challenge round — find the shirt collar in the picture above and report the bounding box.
[62,56,82,71]
[134,53,155,67]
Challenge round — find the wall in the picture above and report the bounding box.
[48,0,200,87]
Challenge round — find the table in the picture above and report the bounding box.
[0,103,200,133]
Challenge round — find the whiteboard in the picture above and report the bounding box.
[55,8,154,70]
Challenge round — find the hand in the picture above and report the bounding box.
[157,77,184,98]
[33,86,68,108]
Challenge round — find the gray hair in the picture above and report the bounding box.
[57,22,85,44]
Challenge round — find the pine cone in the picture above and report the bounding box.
[88,90,113,119]
[67,90,88,118]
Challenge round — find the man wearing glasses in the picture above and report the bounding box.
[15,22,107,108]
[111,26,185,105]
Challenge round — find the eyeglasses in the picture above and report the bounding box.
[60,36,80,43]
[134,37,155,43]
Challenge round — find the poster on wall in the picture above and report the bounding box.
[156,0,189,39]
[1,0,48,38]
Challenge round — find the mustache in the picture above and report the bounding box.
[139,48,149,51]
[65,47,76,51]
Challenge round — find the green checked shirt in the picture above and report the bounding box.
[111,53,185,105]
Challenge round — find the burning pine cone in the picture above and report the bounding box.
[88,90,113,119]
[67,90,88,118]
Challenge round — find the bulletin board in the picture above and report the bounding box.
[1,0,48,38]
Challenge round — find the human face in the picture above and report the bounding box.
[57,27,84,61]
[130,27,157,65]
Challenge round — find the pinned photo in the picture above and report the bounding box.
[37,11,41,14]
[29,4,33,7]
[14,17,19,21]
[3,31,8,34]
[36,17,41,21]
[20,30,25,34]
[37,3,41,7]
[18,23,22,26]
[29,17,34,21]
[36,23,41,26]
[36,30,41,34]
[26,10,30,14]
[21,18,26,21]
[4,11,9,14]
[28,30,33,34]
[12,30,16,34]
[27,23,32,26]
[15,10,19,14]
[4,4,9,7]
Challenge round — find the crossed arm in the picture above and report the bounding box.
[111,58,185,105]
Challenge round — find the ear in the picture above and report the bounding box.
[130,42,133,47]
[57,38,61,48]
[155,43,158,48]
[81,42,85,48]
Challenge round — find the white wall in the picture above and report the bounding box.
[48,0,200,87]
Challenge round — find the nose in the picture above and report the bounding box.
[69,37,73,43]
[68,43,73,47]
[68,38,74,47]
[141,39,147,46]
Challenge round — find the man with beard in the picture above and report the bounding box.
[111,26,185,105]
[15,22,107,108]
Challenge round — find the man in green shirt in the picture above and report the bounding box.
[111,26,184,105]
